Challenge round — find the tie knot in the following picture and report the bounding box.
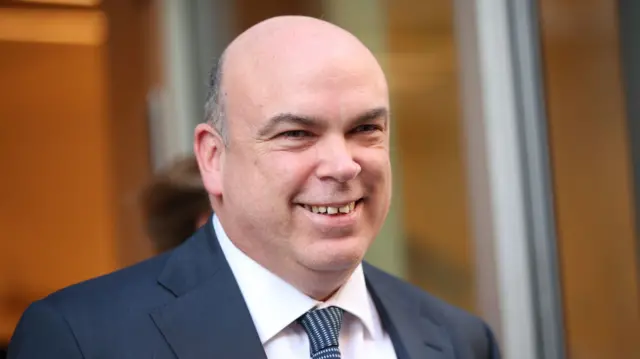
[298,306,344,357]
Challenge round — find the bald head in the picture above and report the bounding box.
[195,16,392,299]
[203,16,387,144]
[225,15,375,72]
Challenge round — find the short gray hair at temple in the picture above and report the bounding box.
[203,54,228,145]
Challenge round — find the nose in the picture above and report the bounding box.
[315,137,361,183]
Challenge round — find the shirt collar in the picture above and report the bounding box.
[213,214,378,343]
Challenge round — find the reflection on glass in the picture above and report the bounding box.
[386,0,474,313]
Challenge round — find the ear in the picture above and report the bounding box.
[194,123,225,196]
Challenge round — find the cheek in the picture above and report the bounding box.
[259,152,317,187]
[358,150,392,211]
[357,148,392,180]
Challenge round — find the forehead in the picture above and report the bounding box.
[245,56,389,126]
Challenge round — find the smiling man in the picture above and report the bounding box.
[8,16,500,359]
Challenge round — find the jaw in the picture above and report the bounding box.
[288,252,363,301]
[297,268,357,301]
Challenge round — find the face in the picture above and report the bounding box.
[197,48,392,279]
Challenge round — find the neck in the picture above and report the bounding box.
[246,244,357,301]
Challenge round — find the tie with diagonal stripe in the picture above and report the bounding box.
[297,306,345,359]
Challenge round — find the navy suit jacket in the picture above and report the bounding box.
[8,219,500,358]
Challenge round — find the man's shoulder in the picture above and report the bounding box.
[32,226,216,320]
[38,249,173,318]
[8,250,183,358]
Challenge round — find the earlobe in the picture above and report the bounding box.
[194,123,224,196]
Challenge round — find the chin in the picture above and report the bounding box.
[301,242,367,273]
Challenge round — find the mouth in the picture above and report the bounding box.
[298,199,363,216]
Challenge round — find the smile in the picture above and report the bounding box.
[299,199,361,215]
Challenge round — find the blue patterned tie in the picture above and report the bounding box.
[298,306,344,359]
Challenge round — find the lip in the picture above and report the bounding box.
[297,199,363,229]
[297,198,362,207]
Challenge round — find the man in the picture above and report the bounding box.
[8,16,500,358]
[140,155,211,253]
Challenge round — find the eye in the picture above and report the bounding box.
[351,124,383,134]
[279,130,313,139]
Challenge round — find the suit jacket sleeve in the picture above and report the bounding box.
[7,300,84,359]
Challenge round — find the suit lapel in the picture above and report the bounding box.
[150,220,267,359]
[364,263,454,359]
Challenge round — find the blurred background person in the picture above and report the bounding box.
[140,156,212,253]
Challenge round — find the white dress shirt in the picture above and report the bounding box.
[214,215,398,359]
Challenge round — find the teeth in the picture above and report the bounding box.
[302,201,357,215]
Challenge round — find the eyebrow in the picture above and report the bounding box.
[351,107,389,128]
[256,106,389,138]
